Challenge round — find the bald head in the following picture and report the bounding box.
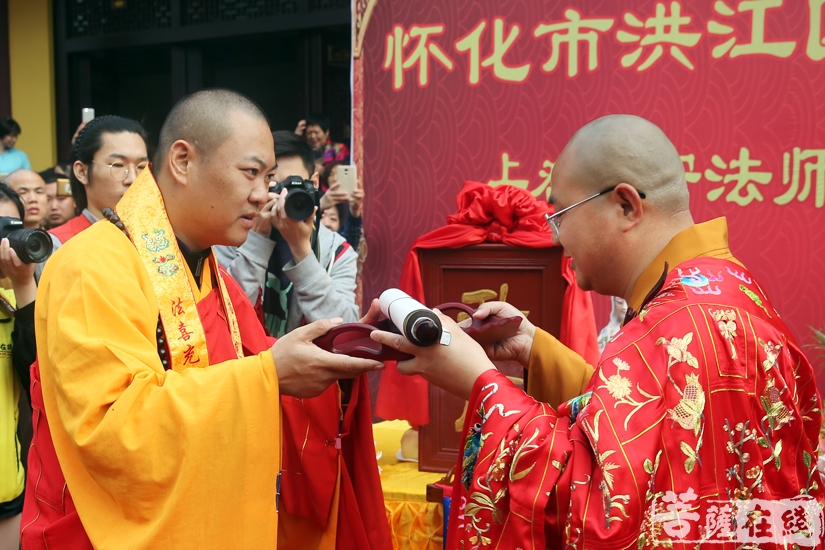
[5,169,47,228]
[154,89,269,167]
[557,115,689,214]
[6,169,44,189]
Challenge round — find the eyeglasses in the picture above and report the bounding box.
[544,185,646,240]
[93,160,148,182]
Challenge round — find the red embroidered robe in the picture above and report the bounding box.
[448,256,824,549]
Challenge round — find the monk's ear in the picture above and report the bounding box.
[168,140,194,187]
[73,160,90,186]
[613,182,644,229]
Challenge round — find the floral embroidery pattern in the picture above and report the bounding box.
[656,333,700,369]
[754,378,788,472]
[656,332,700,395]
[709,309,738,359]
[597,358,660,431]
[723,420,764,501]
[758,338,782,372]
[584,410,630,529]
[671,373,705,474]
[760,377,793,433]
[668,373,705,436]
[637,450,672,549]
[464,423,540,547]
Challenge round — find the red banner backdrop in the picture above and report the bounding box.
[353,0,825,388]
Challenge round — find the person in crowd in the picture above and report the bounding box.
[216,131,358,337]
[0,184,38,550]
[22,116,148,547]
[23,89,384,550]
[49,115,148,246]
[295,115,349,166]
[0,119,30,176]
[320,161,364,250]
[5,170,47,229]
[372,114,825,549]
[39,169,78,229]
[216,131,388,549]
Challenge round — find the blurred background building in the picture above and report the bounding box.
[0,0,352,169]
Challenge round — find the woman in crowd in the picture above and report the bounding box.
[295,115,349,166]
[0,119,30,176]
[320,161,364,249]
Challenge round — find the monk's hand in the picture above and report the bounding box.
[271,317,385,398]
[472,301,536,368]
[370,311,495,400]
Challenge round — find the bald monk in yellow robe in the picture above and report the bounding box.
[32,89,384,550]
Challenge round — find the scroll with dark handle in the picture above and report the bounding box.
[313,303,522,360]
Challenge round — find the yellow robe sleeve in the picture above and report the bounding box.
[526,328,594,408]
[37,223,281,550]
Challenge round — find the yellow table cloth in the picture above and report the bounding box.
[375,420,446,550]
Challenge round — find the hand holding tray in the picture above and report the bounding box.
[313,302,522,361]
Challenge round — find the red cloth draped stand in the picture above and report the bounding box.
[375,181,600,427]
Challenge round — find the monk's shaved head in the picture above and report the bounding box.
[557,114,689,214]
[154,89,269,166]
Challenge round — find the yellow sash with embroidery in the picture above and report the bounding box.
[117,169,244,372]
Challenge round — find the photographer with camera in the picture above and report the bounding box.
[215,131,389,549]
[216,130,358,336]
[0,183,42,550]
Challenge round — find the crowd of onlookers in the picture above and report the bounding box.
[0,112,365,549]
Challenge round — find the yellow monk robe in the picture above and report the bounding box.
[36,188,283,548]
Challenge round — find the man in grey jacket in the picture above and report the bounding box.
[215,131,358,336]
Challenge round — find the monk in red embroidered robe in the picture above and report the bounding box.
[372,115,825,549]
[22,90,384,550]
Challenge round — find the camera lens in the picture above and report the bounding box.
[284,190,315,221]
[7,228,53,263]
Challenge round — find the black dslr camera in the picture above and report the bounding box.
[0,217,53,263]
[270,176,318,221]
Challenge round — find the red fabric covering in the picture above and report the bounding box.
[48,214,92,245]
[280,377,393,549]
[375,181,599,427]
